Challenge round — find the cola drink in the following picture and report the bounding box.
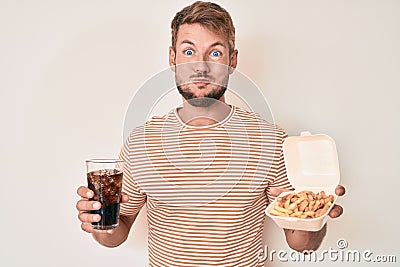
[86,160,124,230]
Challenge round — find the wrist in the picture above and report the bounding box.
[284,224,327,252]
[92,219,128,248]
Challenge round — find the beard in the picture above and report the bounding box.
[175,67,230,107]
[177,84,227,107]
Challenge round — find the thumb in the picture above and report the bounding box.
[269,187,291,197]
[121,193,129,203]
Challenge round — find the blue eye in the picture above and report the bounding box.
[211,51,221,57]
[184,49,194,56]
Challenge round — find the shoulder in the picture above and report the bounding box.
[144,109,176,126]
[232,106,287,138]
[125,109,178,141]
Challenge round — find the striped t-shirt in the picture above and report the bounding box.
[119,106,291,267]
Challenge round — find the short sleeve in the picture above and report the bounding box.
[119,133,147,217]
[265,127,294,204]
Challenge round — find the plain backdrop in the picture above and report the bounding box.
[1,0,399,266]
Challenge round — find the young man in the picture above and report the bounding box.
[76,2,345,266]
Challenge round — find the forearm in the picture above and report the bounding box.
[284,224,327,252]
[92,215,135,248]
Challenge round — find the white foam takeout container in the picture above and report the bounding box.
[265,131,340,231]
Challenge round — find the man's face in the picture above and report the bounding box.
[169,23,237,107]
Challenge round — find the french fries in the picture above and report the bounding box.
[269,190,335,219]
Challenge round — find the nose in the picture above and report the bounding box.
[193,60,210,74]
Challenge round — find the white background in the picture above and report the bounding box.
[1,0,399,266]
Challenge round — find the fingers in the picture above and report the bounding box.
[76,185,102,233]
[335,185,346,196]
[76,199,101,212]
[77,186,94,199]
[78,212,101,223]
[76,199,102,232]
[81,222,113,234]
[329,204,343,218]
[79,210,115,235]
[78,210,101,234]
[81,222,96,233]
[77,186,128,234]
[121,193,130,203]
[269,187,292,197]
[331,185,345,218]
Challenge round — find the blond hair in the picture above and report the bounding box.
[171,1,235,54]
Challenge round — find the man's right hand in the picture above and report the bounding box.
[76,186,134,247]
[76,186,130,234]
[76,186,103,233]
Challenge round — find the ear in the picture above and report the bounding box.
[228,49,238,74]
[169,46,176,72]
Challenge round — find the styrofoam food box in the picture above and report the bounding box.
[265,131,340,231]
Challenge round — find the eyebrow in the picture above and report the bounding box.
[179,40,226,49]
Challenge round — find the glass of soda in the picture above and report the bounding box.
[85,159,124,230]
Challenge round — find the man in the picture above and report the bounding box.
[76,1,345,266]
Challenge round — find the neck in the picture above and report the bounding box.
[177,96,231,126]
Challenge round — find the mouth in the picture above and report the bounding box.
[192,79,211,86]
